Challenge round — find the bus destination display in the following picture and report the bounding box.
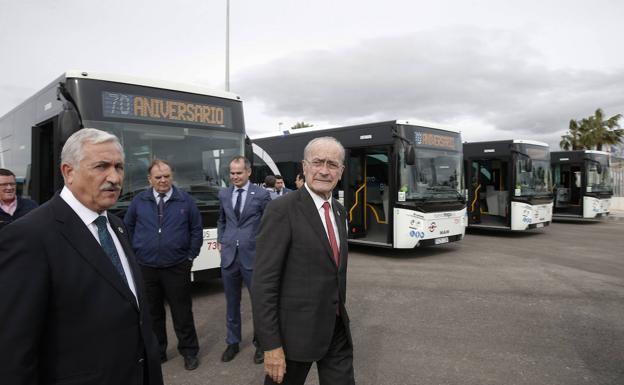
[414,131,460,151]
[102,91,230,127]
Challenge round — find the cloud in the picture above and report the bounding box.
[235,26,624,148]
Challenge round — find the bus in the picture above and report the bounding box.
[551,150,612,219]
[0,71,248,280]
[464,140,553,230]
[252,120,467,248]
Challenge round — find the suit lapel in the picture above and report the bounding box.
[332,198,348,272]
[51,196,139,310]
[239,184,256,221]
[108,214,141,309]
[298,188,336,267]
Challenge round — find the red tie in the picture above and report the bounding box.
[322,202,340,266]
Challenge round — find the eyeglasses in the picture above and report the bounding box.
[0,183,17,188]
[305,158,343,171]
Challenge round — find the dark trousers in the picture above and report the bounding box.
[221,252,255,345]
[265,316,355,385]
[141,260,199,357]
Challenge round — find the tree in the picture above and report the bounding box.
[291,121,313,130]
[583,108,623,151]
[560,109,623,150]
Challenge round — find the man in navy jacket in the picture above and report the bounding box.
[124,159,203,371]
[218,156,271,364]
[0,168,38,231]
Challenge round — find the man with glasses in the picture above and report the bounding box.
[252,137,355,385]
[0,168,37,231]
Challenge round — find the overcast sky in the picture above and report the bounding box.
[1,0,623,149]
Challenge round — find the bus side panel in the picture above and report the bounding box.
[191,228,221,276]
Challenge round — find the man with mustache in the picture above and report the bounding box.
[0,128,164,385]
[124,159,202,370]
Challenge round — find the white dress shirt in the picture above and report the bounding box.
[60,186,138,301]
[304,183,341,249]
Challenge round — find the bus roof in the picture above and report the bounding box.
[65,70,241,101]
[251,120,459,140]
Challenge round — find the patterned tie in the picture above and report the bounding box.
[158,192,166,230]
[322,202,340,266]
[94,216,128,286]
[234,188,244,220]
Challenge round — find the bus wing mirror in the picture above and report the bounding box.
[597,163,602,174]
[526,159,533,172]
[58,107,81,143]
[405,145,415,165]
[244,136,253,163]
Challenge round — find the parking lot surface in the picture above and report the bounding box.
[162,219,624,385]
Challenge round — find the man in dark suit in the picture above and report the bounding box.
[0,128,163,385]
[217,156,271,364]
[274,175,292,197]
[252,137,355,385]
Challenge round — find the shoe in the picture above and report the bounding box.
[184,355,199,370]
[221,344,239,362]
[254,347,264,364]
[160,353,167,363]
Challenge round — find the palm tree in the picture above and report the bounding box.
[583,108,623,151]
[291,121,314,129]
[560,119,588,150]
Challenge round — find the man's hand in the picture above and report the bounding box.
[264,347,286,383]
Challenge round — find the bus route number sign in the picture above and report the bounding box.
[101,91,230,128]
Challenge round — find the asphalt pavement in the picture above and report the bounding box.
[161,219,624,385]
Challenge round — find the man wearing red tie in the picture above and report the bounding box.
[252,137,355,385]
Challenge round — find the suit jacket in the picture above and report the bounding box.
[251,187,352,362]
[0,194,163,385]
[217,183,271,270]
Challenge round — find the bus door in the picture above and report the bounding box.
[30,119,62,203]
[344,147,390,244]
[553,163,582,215]
[468,158,509,227]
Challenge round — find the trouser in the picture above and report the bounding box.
[141,260,199,357]
[221,251,256,345]
[264,316,355,385]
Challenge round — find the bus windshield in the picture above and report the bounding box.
[86,120,244,208]
[400,149,463,201]
[514,145,552,197]
[586,155,612,193]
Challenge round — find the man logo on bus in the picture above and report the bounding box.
[428,222,437,232]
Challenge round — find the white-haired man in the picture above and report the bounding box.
[0,128,164,385]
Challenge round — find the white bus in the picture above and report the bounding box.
[0,71,249,280]
[252,121,466,249]
[464,140,553,230]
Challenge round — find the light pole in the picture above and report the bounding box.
[225,0,230,91]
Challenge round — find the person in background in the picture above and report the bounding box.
[264,175,278,200]
[252,137,355,385]
[217,156,272,364]
[124,159,202,371]
[0,128,163,385]
[0,168,38,231]
[294,172,305,190]
[274,175,292,197]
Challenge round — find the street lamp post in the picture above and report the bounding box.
[225,0,230,91]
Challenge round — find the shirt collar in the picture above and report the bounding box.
[153,187,173,200]
[0,197,17,213]
[304,183,332,211]
[234,181,251,192]
[60,186,106,227]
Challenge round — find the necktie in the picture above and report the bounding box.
[158,192,166,230]
[234,188,244,220]
[94,216,128,286]
[322,201,340,266]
